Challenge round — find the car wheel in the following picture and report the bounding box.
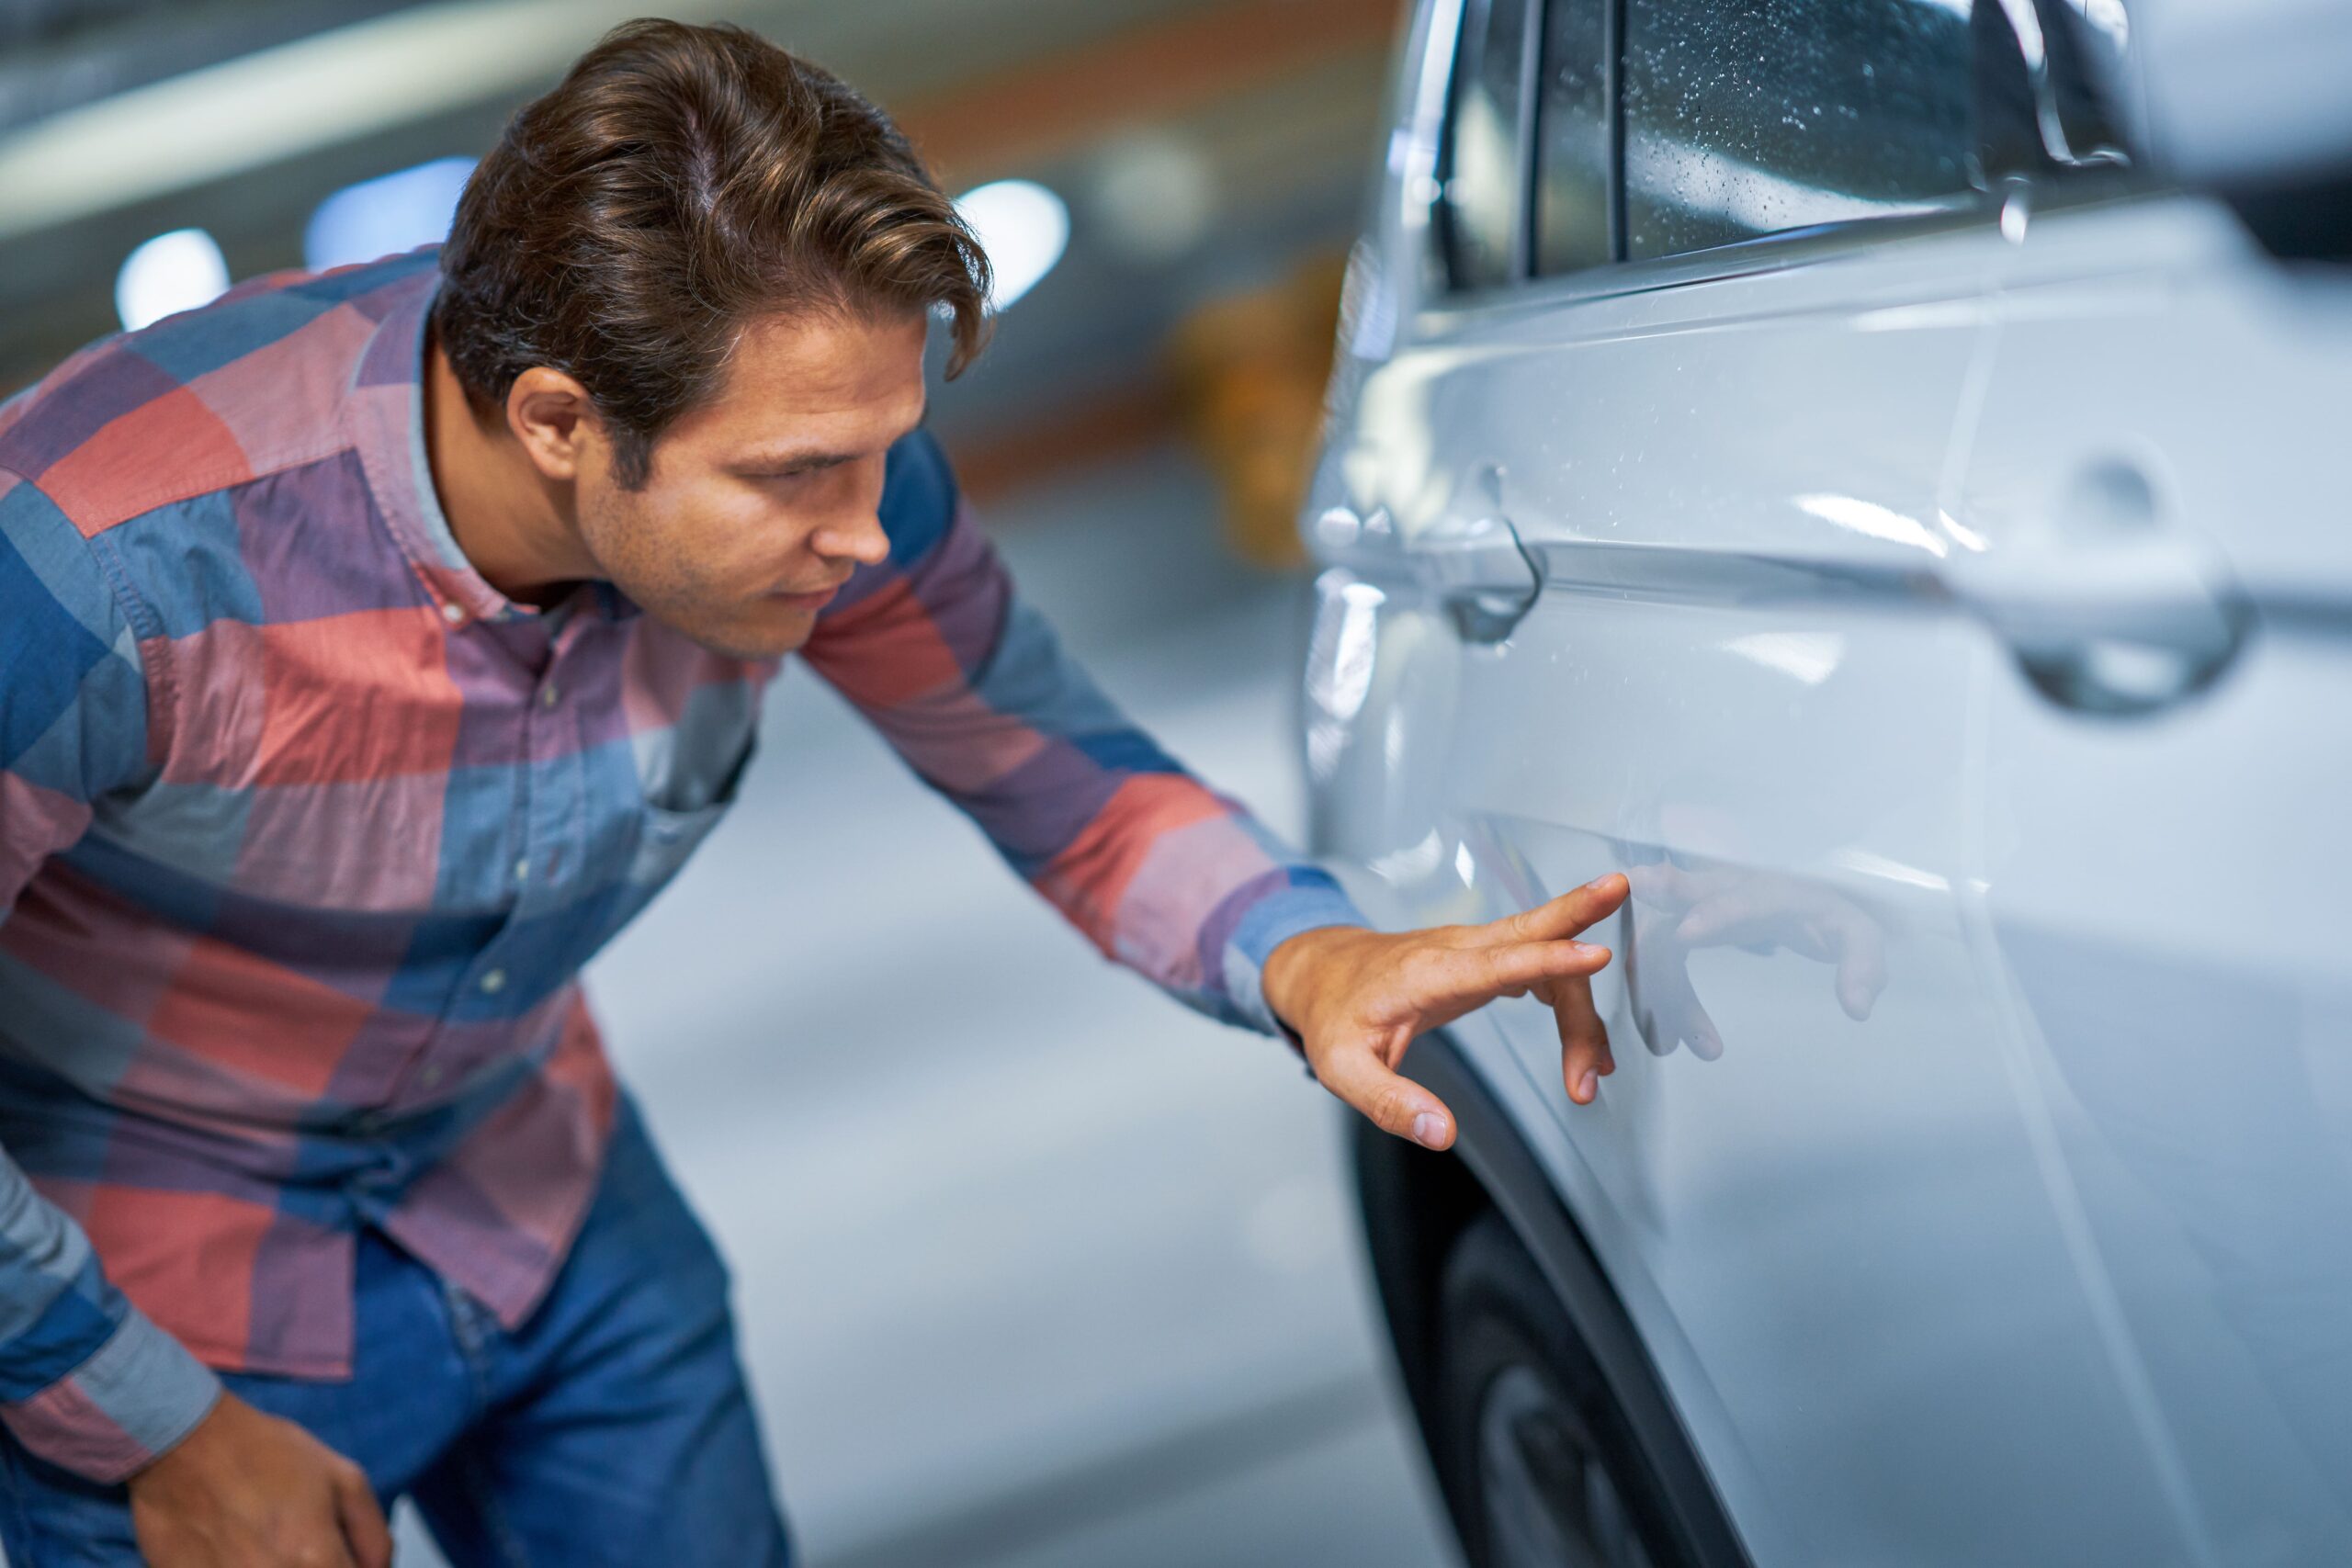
[1434,1213,1679,1568]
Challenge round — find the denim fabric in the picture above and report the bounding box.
[0,1097,790,1567]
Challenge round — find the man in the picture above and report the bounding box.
[0,19,1624,1565]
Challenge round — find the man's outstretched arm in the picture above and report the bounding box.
[802,434,1623,1146]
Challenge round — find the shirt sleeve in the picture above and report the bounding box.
[0,467,222,1481]
[801,433,1365,1036]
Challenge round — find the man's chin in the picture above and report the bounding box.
[647,602,818,662]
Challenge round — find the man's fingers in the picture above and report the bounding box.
[289,1520,360,1568]
[1490,874,1629,944]
[1544,975,1614,1105]
[332,1463,391,1568]
[1428,939,1611,1012]
[1314,1042,1456,1151]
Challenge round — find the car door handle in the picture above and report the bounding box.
[1411,514,1543,644]
[1958,463,2253,716]
[1966,551,2252,716]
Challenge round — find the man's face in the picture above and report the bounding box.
[575,309,930,660]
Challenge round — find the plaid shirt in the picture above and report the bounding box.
[0,249,1360,1483]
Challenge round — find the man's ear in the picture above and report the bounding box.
[505,367,600,482]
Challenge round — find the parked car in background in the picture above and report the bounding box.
[1301,1,2352,1563]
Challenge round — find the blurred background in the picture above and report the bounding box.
[0,0,1463,1562]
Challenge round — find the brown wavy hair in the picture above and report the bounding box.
[434,18,991,488]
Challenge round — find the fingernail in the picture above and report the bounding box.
[1585,873,1619,892]
[1577,1070,1598,1102]
[1411,1111,1447,1149]
[1573,942,1610,958]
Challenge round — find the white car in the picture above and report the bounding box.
[1302,2,2352,1565]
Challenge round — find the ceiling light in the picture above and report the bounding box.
[953,179,1069,312]
[305,156,476,272]
[115,228,230,332]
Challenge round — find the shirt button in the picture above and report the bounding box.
[417,1064,444,1089]
[540,683,560,707]
[441,603,467,626]
[480,968,506,994]
[514,857,530,882]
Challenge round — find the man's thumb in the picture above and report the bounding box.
[1313,1043,1455,1151]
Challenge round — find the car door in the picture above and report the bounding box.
[1951,155,2352,1562]
[1308,2,2214,1564]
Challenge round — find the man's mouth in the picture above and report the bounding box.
[764,581,844,610]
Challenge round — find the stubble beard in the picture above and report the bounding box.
[581,484,818,663]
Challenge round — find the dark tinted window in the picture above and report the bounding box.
[1438,0,1533,289]
[1533,0,1610,274]
[1623,0,1977,261]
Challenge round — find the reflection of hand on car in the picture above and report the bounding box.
[1626,862,1887,1060]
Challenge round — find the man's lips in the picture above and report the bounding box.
[765,581,844,609]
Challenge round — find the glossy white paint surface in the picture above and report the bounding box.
[1306,10,2352,1565]
[2140,0,2352,186]
[1955,196,2352,1562]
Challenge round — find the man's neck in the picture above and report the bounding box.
[422,337,597,609]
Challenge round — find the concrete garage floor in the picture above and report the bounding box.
[384,445,1464,1567]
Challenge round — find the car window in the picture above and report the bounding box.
[1622,0,1978,262]
[1532,0,1610,275]
[1438,0,1534,289]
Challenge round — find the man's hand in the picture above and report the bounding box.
[1262,874,1629,1150]
[128,1393,391,1568]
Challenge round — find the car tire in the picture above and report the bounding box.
[1433,1212,1685,1568]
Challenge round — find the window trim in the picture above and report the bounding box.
[1524,0,1622,278]
[1428,0,1475,292]
[1422,199,1997,333]
[1434,0,1550,292]
[1416,175,2165,343]
[1603,0,1627,261]
[1507,0,1544,281]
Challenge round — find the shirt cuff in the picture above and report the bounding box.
[1,1306,223,1483]
[1221,873,1369,1041]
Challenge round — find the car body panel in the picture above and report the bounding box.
[1308,3,2352,1564]
[1953,191,2352,1561]
[1312,237,2206,1568]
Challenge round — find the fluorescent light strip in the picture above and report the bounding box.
[0,0,730,243]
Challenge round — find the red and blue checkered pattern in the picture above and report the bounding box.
[0,249,1361,1480]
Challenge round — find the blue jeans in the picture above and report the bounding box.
[0,1098,791,1566]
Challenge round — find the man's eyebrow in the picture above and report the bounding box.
[735,447,856,471]
[732,410,927,474]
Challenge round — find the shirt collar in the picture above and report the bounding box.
[345,257,639,628]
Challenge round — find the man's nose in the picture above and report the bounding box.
[815,508,891,567]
